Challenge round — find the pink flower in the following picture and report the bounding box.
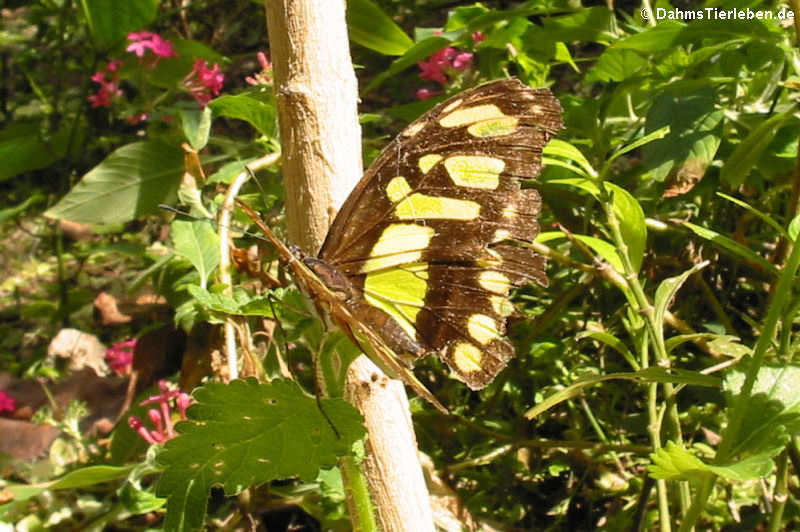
[129,380,192,444]
[472,31,487,44]
[126,113,148,125]
[245,51,273,86]
[416,87,442,100]
[126,31,177,59]
[87,63,123,108]
[451,52,473,71]
[184,59,225,106]
[105,339,136,375]
[417,46,474,85]
[418,47,456,84]
[0,391,16,414]
[416,41,477,98]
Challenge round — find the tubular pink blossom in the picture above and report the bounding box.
[184,60,225,106]
[177,393,191,419]
[126,31,177,59]
[148,408,163,434]
[129,416,158,445]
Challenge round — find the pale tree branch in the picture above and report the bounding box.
[264,1,436,530]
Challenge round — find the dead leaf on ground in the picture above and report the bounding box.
[47,328,108,376]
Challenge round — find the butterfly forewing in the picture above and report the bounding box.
[316,78,563,389]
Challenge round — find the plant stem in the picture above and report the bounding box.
[681,239,800,530]
[339,456,379,532]
[767,451,788,532]
[599,181,689,521]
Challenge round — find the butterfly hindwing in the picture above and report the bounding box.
[316,78,563,389]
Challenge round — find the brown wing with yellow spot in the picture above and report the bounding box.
[317,78,563,389]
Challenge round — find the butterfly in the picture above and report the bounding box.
[240,78,563,412]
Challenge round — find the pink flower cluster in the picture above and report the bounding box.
[126,31,176,59]
[88,60,123,108]
[0,390,16,414]
[245,52,273,86]
[128,380,191,444]
[416,31,486,100]
[184,59,225,106]
[105,338,136,376]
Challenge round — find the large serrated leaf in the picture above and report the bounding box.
[724,365,800,460]
[156,379,365,532]
[45,142,183,225]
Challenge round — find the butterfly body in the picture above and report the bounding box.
[242,78,563,411]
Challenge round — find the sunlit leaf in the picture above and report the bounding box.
[157,379,365,532]
[45,142,183,225]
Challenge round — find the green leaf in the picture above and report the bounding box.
[0,193,46,223]
[186,285,276,317]
[543,140,598,179]
[78,0,159,49]
[0,122,85,182]
[180,107,213,151]
[156,379,366,532]
[664,333,719,355]
[724,365,800,460]
[526,368,719,419]
[706,335,751,359]
[347,0,413,55]
[608,126,670,164]
[717,192,786,238]
[789,213,800,242]
[546,177,601,196]
[586,48,647,83]
[544,178,646,267]
[607,183,646,273]
[4,465,134,506]
[207,157,260,185]
[209,94,276,137]
[573,234,624,273]
[653,262,708,343]
[537,6,615,44]
[119,482,166,514]
[172,220,220,288]
[720,110,795,187]
[45,142,183,225]
[641,89,723,182]
[51,465,135,489]
[576,329,639,370]
[649,441,772,482]
[682,222,778,276]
